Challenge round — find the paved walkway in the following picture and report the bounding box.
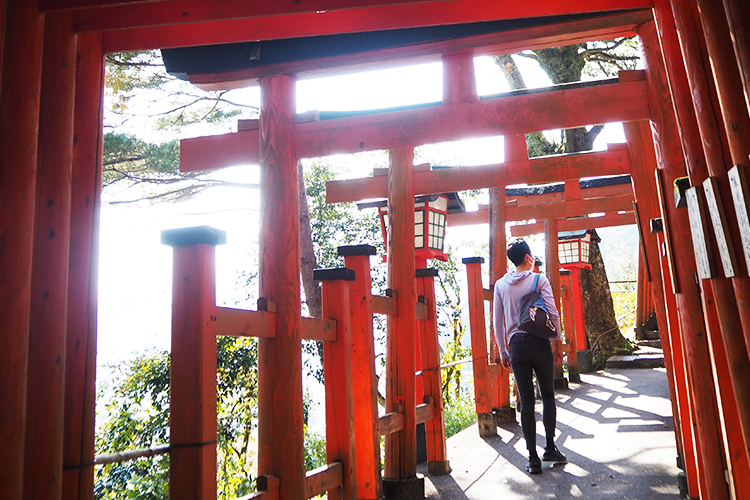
[420,368,682,500]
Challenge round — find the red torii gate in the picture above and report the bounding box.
[3,2,750,500]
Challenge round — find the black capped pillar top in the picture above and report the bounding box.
[338,244,378,257]
[650,218,664,233]
[313,267,356,282]
[461,257,485,264]
[416,268,439,278]
[161,226,227,247]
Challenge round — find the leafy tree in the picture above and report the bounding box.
[95,337,259,500]
[493,39,639,365]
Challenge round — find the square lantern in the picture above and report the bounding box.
[558,230,594,269]
[378,194,450,261]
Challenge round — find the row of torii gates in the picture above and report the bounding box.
[2,1,750,500]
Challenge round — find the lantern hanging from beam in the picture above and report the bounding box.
[357,192,464,263]
[380,194,449,261]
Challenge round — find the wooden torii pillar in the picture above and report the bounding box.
[0,2,44,498]
[257,74,307,500]
[25,12,77,500]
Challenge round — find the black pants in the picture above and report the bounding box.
[509,332,556,456]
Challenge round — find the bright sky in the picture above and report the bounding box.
[97,55,637,385]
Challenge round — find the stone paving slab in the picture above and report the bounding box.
[420,368,681,500]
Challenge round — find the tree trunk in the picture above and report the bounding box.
[580,240,627,366]
[299,160,323,319]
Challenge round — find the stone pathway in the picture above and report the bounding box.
[421,368,682,500]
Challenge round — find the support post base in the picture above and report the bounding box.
[493,407,516,424]
[426,461,451,476]
[553,377,569,390]
[477,412,497,437]
[577,350,593,373]
[676,471,694,499]
[383,476,425,500]
[568,369,581,383]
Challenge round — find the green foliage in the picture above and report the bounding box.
[304,159,384,269]
[303,428,327,470]
[443,391,477,438]
[95,337,259,500]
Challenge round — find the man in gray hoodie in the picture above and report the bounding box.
[493,239,567,474]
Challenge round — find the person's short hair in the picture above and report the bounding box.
[507,239,532,267]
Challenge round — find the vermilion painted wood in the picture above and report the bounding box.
[190,12,646,90]
[169,243,218,500]
[639,26,730,495]
[301,317,337,341]
[384,148,417,479]
[568,268,588,353]
[692,0,750,371]
[63,32,104,500]
[342,253,382,500]
[323,148,632,204]
[321,279,356,500]
[44,0,445,11]
[655,228,701,497]
[0,1,44,497]
[721,0,750,111]
[464,261,490,414]
[493,182,633,209]
[215,307,276,338]
[644,13,750,471]
[700,280,750,499]
[442,52,477,105]
[415,274,448,465]
[297,81,648,158]
[74,0,653,34]
[560,273,579,380]
[624,119,699,497]
[509,213,635,236]
[489,133,525,409]
[257,75,306,500]
[544,219,564,380]
[182,81,645,174]
[449,194,634,227]
[305,463,344,500]
[24,13,76,500]
[105,10,646,61]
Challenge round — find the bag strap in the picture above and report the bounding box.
[532,273,540,293]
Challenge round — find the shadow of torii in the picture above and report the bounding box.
[420,368,682,500]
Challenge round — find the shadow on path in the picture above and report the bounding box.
[420,368,681,500]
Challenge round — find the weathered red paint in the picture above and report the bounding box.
[74,0,653,35]
[185,12,648,90]
[720,0,750,111]
[450,195,634,227]
[509,213,635,236]
[464,260,491,415]
[63,32,104,500]
[0,1,44,497]
[342,252,383,500]
[323,149,632,205]
[648,7,750,472]
[637,21,729,495]
[182,81,645,173]
[25,12,76,500]
[321,278,356,500]
[384,148,417,479]
[544,219,564,380]
[559,272,579,381]
[168,241,218,500]
[257,75,306,500]
[415,274,449,470]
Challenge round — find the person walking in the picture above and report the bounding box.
[493,239,567,474]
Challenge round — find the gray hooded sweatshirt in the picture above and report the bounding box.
[492,270,562,360]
